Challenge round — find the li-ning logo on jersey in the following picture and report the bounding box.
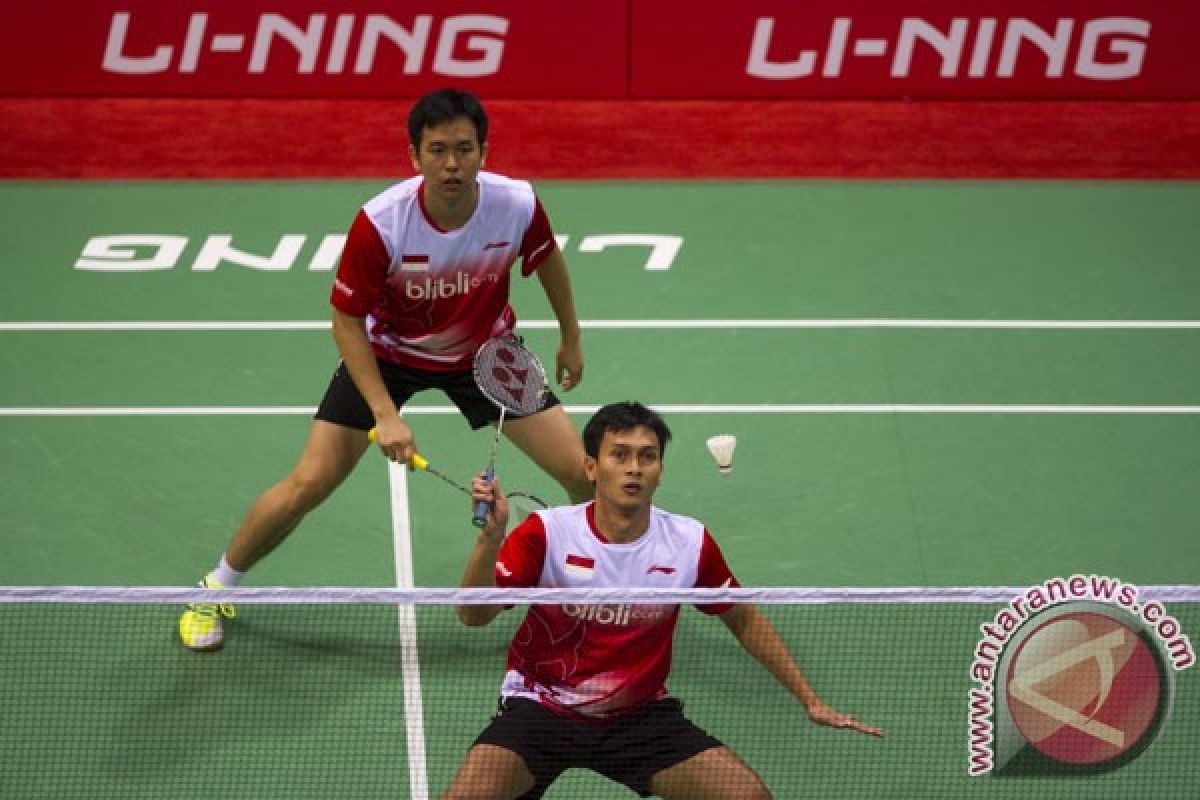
[560,603,670,626]
[404,271,499,300]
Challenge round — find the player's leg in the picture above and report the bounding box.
[650,747,772,800]
[220,358,413,572]
[178,420,370,651]
[443,698,568,799]
[501,406,591,503]
[593,698,770,800]
[224,420,370,571]
[180,361,397,652]
[439,744,538,800]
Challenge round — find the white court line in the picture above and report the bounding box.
[4,405,1200,415]
[386,461,429,800]
[3,319,1200,332]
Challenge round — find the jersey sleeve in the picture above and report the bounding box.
[330,210,390,316]
[495,513,548,587]
[517,197,557,277]
[694,529,741,615]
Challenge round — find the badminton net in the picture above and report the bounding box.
[1,585,1196,800]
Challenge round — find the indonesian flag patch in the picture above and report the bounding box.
[400,254,430,272]
[565,553,595,579]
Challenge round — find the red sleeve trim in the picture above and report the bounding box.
[495,513,547,587]
[330,210,389,317]
[518,196,557,277]
[695,529,741,615]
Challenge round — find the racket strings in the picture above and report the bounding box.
[473,335,549,416]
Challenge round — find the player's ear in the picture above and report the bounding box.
[409,144,420,172]
[583,455,597,483]
[480,142,488,167]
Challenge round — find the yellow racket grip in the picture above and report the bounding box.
[366,428,428,471]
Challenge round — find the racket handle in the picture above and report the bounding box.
[368,429,429,472]
[471,466,494,528]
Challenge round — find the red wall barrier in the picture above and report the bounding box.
[1,1,1195,99]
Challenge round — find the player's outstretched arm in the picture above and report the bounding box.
[455,475,509,627]
[719,604,885,737]
[534,248,583,391]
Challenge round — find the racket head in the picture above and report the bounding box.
[473,334,550,416]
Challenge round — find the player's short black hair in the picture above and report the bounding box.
[407,88,488,149]
[583,402,672,458]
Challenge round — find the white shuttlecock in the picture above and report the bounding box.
[706,434,737,475]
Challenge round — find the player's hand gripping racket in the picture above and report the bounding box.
[471,334,551,527]
[367,431,549,526]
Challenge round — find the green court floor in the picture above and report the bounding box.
[2,180,1198,797]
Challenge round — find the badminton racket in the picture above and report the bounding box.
[367,431,549,525]
[470,334,551,527]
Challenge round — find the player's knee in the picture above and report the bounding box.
[281,467,340,513]
[438,766,517,799]
[748,783,772,800]
[710,777,771,800]
[741,770,772,800]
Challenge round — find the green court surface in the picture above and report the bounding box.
[2,180,1199,797]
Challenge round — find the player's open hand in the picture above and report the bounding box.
[556,338,583,391]
[806,701,885,737]
[471,473,509,542]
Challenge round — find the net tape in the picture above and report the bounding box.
[5,585,1200,604]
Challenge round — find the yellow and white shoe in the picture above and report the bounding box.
[178,576,236,651]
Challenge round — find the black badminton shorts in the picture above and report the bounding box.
[315,359,561,432]
[473,696,723,798]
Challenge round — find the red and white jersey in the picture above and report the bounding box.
[330,171,557,372]
[494,502,740,720]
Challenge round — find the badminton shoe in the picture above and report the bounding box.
[178,576,236,651]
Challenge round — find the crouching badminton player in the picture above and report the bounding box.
[442,401,883,800]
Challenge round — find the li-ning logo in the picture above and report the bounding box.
[967,576,1194,777]
[747,16,1150,81]
[404,271,499,301]
[102,12,509,77]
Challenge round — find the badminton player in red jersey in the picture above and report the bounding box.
[179,88,590,651]
[443,402,883,800]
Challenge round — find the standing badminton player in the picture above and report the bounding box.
[443,402,883,800]
[179,88,590,651]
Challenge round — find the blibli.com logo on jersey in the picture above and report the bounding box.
[561,604,670,626]
[405,271,499,301]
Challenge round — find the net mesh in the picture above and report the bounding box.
[1,586,1196,800]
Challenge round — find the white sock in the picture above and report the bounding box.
[209,555,246,588]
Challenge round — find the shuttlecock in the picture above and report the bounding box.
[706,434,737,474]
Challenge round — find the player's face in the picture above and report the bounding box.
[409,117,486,205]
[585,426,663,511]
